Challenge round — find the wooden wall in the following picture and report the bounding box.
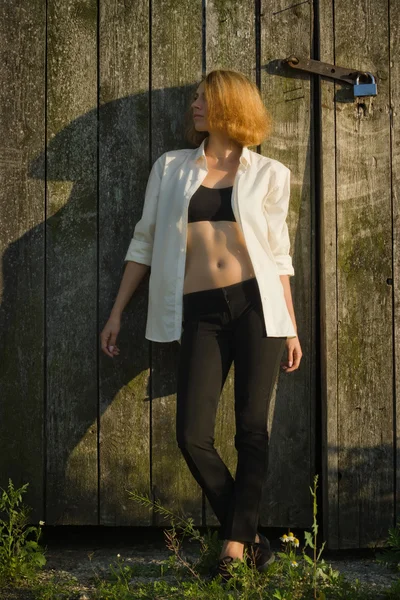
[320,0,399,549]
[0,0,397,550]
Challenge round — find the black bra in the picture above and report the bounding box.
[187,184,236,223]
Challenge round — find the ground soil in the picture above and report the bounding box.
[1,529,399,599]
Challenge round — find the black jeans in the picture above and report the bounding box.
[176,276,287,543]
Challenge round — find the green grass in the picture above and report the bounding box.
[0,474,398,599]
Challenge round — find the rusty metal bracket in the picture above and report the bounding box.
[282,55,373,86]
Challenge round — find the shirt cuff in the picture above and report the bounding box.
[124,238,152,266]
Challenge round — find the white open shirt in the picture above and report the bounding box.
[124,137,297,343]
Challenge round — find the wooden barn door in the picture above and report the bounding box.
[319,0,399,549]
[3,0,398,551]
[0,0,315,536]
[149,0,315,535]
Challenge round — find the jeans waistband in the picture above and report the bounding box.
[183,276,260,315]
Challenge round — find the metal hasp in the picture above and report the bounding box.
[282,55,378,97]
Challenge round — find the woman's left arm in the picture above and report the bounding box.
[279,275,297,333]
[262,165,302,373]
[280,274,302,373]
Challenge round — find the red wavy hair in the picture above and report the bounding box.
[184,69,273,148]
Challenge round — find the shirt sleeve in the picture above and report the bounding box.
[124,153,165,266]
[262,165,295,277]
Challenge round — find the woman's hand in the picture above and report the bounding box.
[281,335,302,373]
[100,315,121,358]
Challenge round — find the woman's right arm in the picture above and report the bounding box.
[101,152,166,357]
[110,260,150,318]
[100,261,150,357]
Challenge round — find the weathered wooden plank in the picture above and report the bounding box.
[0,0,46,521]
[204,0,257,530]
[319,0,340,550]
[0,0,397,546]
[391,0,400,530]
[151,0,204,526]
[260,0,315,528]
[46,0,98,524]
[328,0,394,548]
[99,0,152,526]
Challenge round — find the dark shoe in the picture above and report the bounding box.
[246,532,275,572]
[209,555,241,583]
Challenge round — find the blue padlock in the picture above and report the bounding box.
[353,72,377,97]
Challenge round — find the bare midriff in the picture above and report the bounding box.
[182,162,256,295]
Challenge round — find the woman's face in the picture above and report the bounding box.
[191,81,209,131]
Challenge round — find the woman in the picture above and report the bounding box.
[101,69,302,582]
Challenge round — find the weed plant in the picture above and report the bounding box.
[87,473,374,599]
[0,475,397,599]
[0,478,46,586]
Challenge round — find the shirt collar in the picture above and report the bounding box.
[193,137,250,169]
